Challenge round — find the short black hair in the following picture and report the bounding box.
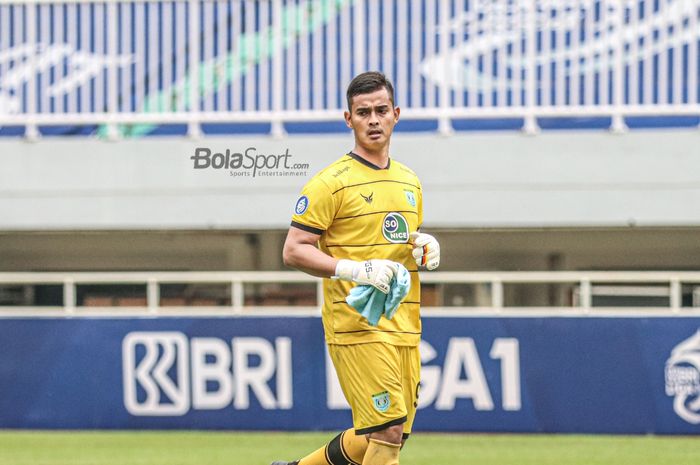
[346,71,395,111]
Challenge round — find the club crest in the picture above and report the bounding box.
[372,391,391,413]
[404,190,416,207]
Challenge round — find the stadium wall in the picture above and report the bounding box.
[3,228,700,276]
[1,129,699,230]
[1,315,699,434]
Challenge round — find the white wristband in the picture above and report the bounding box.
[334,259,356,281]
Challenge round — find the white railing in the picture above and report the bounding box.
[2,270,700,316]
[0,0,698,138]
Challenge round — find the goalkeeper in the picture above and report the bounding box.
[274,72,440,465]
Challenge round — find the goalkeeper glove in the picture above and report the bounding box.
[409,231,440,270]
[335,259,401,294]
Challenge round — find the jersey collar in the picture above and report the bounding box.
[347,151,391,170]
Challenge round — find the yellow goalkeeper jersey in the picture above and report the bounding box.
[291,152,423,347]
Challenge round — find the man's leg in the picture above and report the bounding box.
[271,427,368,465]
[275,343,407,465]
[362,344,420,465]
[333,341,406,465]
[362,424,402,465]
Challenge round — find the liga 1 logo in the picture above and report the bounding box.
[294,196,309,215]
[382,212,409,243]
[665,330,700,424]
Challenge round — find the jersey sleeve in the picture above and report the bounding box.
[290,176,336,235]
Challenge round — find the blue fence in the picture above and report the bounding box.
[1,316,699,433]
[0,0,699,137]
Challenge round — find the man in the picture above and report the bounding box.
[274,72,440,465]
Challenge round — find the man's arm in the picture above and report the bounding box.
[282,226,337,278]
[283,226,400,293]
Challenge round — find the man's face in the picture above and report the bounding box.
[344,88,400,150]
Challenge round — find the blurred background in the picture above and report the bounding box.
[1,0,699,437]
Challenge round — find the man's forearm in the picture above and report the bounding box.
[283,242,337,278]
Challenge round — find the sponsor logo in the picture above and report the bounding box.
[295,196,309,215]
[421,1,700,97]
[190,147,309,178]
[382,212,409,243]
[404,190,416,207]
[361,192,374,204]
[665,330,700,424]
[122,332,190,416]
[372,391,391,413]
[122,332,292,416]
[0,43,133,117]
[332,166,350,178]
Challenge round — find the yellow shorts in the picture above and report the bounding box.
[328,342,421,436]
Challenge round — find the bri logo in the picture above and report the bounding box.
[122,332,292,416]
[665,330,700,424]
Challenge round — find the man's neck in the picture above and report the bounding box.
[351,146,390,169]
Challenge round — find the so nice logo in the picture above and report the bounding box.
[665,330,700,424]
[382,212,409,244]
[122,332,292,416]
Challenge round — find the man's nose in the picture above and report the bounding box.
[368,112,380,124]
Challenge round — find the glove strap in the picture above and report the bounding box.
[334,259,357,281]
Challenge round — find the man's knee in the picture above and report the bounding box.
[367,424,403,445]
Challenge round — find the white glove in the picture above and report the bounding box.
[335,259,401,294]
[409,231,440,270]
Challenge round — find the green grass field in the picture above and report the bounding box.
[0,431,698,465]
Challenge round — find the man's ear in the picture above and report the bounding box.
[393,106,400,123]
[344,110,353,129]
